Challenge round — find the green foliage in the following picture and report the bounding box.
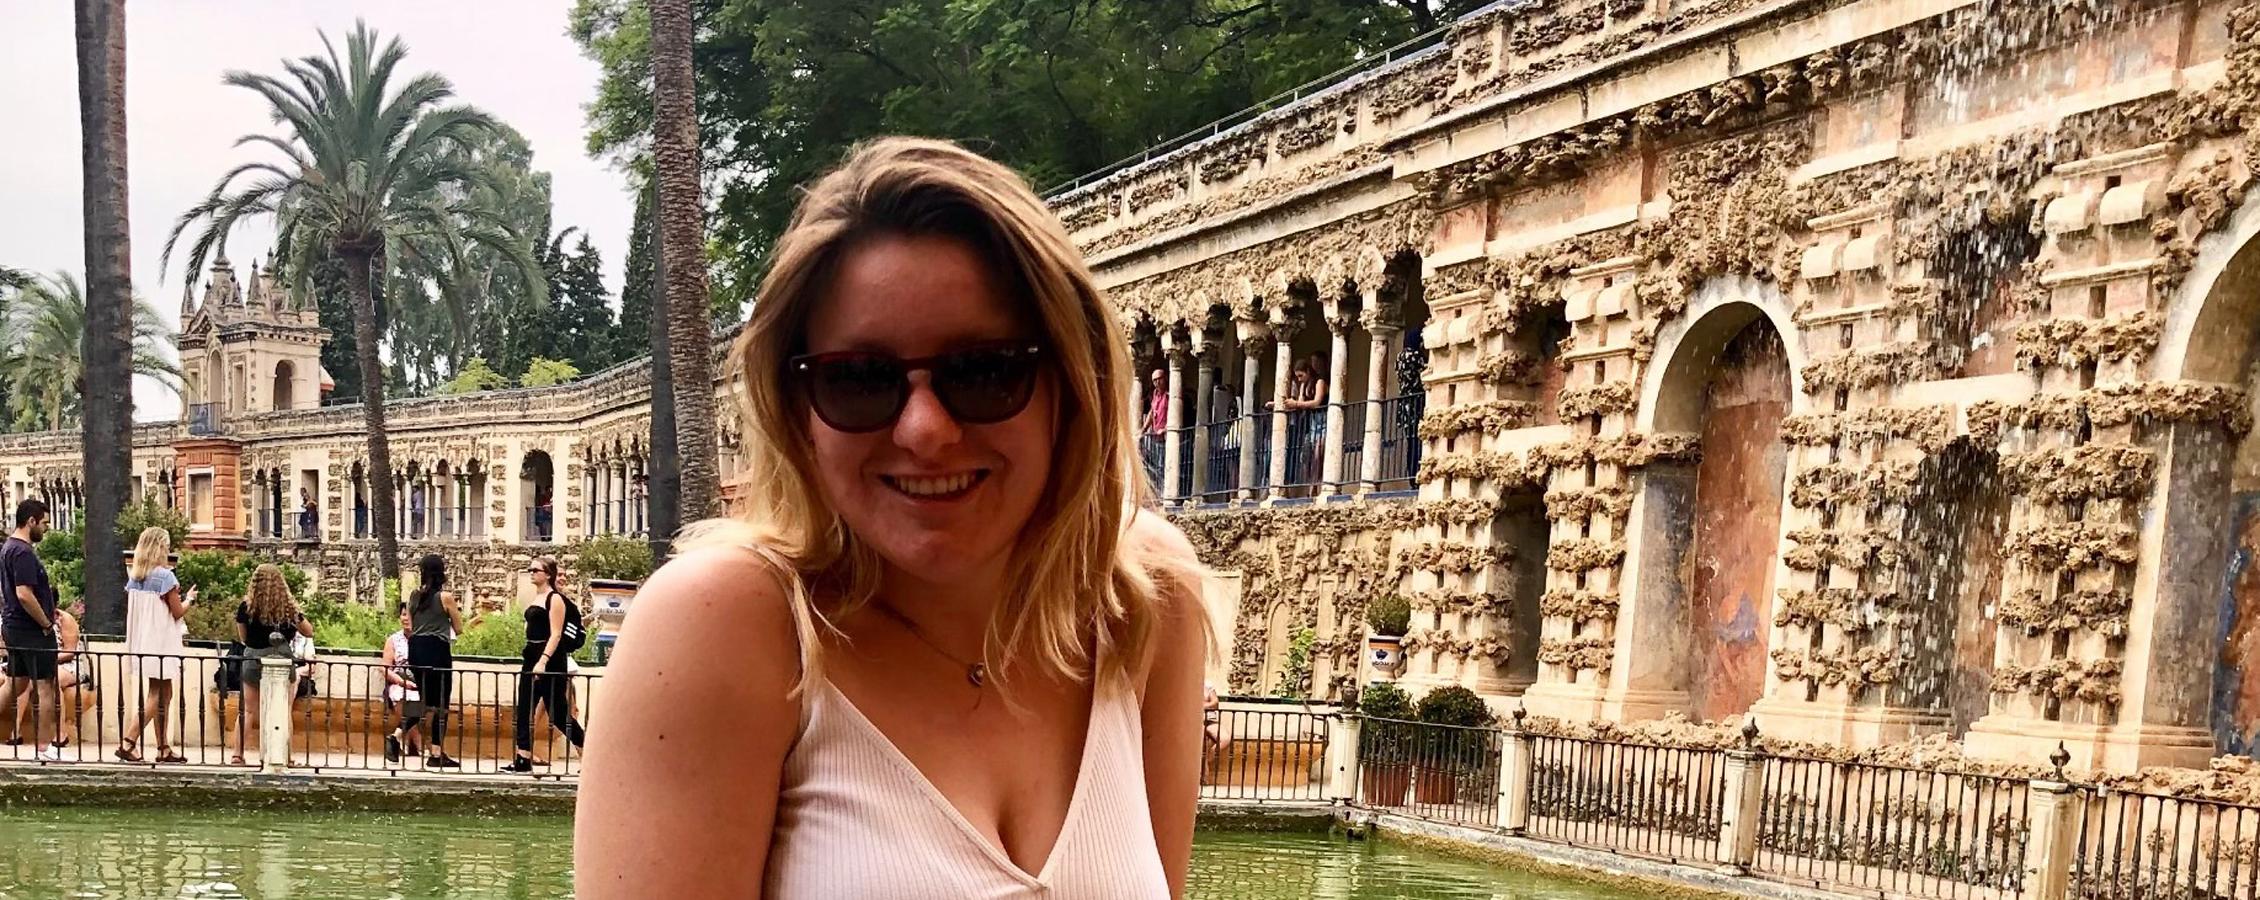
[382,577,401,610]
[611,193,655,364]
[37,527,84,607]
[117,497,190,552]
[1272,627,1316,699]
[312,600,397,652]
[185,599,238,643]
[1357,682,1417,765]
[519,357,582,388]
[1415,685,1495,728]
[1365,594,1410,637]
[2,272,180,432]
[569,0,1479,312]
[452,607,527,659]
[437,357,511,395]
[173,550,310,612]
[575,534,653,582]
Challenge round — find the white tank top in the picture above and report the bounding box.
[763,673,1169,898]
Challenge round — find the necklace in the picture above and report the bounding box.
[870,602,987,688]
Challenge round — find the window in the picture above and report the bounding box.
[188,471,215,528]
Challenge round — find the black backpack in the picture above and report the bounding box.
[551,591,586,654]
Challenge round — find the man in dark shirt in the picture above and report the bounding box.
[0,499,57,758]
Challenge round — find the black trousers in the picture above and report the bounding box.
[514,648,584,753]
[403,636,453,746]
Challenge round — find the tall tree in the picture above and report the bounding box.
[5,273,180,433]
[554,235,616,370]
[76,0,132,633]
[642,181,679,565]
[164,22,535,582]
[612,191,655,365]
[651,0,719,526]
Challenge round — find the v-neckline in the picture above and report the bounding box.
[820,677,1104,886]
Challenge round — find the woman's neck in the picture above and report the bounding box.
[873,563,1007,651]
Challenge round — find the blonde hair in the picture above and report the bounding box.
[680,136,1191,690]
[245,563,297,624]
[129,527,170,582]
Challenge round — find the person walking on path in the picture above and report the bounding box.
[0,500,61,761]
[508,556,586,772]
[119,527,195,763]
[232,564,312,767]
[387,554,470,768]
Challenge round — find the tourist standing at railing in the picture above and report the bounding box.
[298,489,317,540]
[387,554,469,769]
[118,527,195,764]
[578,138,1208,899]
[508,556,587,773]
[381,606,425,760]
[231,564,312,767]
[1276,360,1327,480]
[0,500,61,761]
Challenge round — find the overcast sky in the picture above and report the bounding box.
[0,1,635,421]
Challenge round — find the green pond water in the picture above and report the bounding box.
[0,808,1649,899]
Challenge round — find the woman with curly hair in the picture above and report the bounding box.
[232,563,311,766]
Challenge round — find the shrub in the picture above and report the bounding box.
[185,599,238,643]
[519,357,581,388]
[1365,593,1410,637]
[1357,682,1417,765]
[312,601,396,652]
[437,357,509,395]
[117,498,190,552]
[172,551,313,642]
[1415,685,1495,728]
[1272,627,1315,699]
[36,527,84,605]
[575,535,654,582]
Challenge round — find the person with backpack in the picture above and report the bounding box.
[508,555,585,772]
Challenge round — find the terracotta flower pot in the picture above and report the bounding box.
[1361,762,1412,806]
[1413,766,1458,805]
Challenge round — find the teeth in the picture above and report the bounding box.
[893,472,976,497]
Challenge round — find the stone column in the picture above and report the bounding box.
[1190,331,1218,501]
[1325,713,1362,803]
[1267,311,1299,498]
[1321,304,1352,496]
[1234,318,1270,502]
[1160,330,1189,502]
[1497,710,1534,834]
[1716,745,1766,874]
[2023,774,2082,900]
[1361,324,1397,492]
[259,655,294,774]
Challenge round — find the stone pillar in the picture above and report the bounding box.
[1715,744,1766,874]
[1235,318,1270,502]
[2022,774,2082,900]
[259,654,293,774]
[1267,311,1298,497]
[1160,331,1189,502]
[1325,713,1362,803]
[1321,305,1352,496]
[1361,324,1397,492]
[1190,330,1218,501]
[1498,710,1534,834]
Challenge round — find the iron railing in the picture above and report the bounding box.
[1204,418,1244,501]
[1173,426,1197,500]
[1526,733,1728,866]
[187,403,221,436]
[1200,707,1331,804]
[287,656,593,780]
[1281,408,1324,489]
[1358,716,1502,828]
[1754,758,2031,899]
[2073,786,2260,899]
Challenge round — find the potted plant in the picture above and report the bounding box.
[1357,682,1415,806]
[1365,593,1411,675]
[1412,685,1497,805]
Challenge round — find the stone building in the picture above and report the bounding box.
[19,0,2260,775]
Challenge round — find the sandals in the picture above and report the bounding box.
[114,741,144,763]
[503,757,534,773]
[229,755,247,765]
[154,749,187,764]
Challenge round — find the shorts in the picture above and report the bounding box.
[3,631,58,681]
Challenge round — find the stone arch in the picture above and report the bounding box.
[2149,194,2260,755]
[273,360,295,411]
[1626,282,1800,724]
[520,450,555,542]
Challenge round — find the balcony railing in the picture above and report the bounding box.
[187,403,221,436]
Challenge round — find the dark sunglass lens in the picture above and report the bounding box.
[935,347,1039,424]
[807,355,907,431]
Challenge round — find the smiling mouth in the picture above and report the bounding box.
[880,470,990,501]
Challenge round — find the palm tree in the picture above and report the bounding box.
[77,0,134,633]
[5,272,180,433]
[163,22,539,582]
[651,0,719,527]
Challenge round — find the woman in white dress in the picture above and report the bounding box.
[118,527,194,763]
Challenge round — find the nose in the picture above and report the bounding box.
[891,371,963,455]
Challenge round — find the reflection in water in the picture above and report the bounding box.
[0,808,1644,899]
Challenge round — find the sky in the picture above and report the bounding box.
[0,1,635,421]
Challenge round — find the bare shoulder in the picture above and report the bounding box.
[1126,508,1199,570]
[621,544,801,678]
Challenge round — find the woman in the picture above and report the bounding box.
[380,606,425,760]
[119,527,194,763]
[577,137,1208,898]
[232,564,312,766]
[386,554,466,769]
[14,601,86,751]
[1279,360,1327,482]
[507,555,586,772]
[297,488,317,539]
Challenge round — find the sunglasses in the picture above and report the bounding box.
[789,341,1046,434]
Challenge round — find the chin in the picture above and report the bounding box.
[865,530,1015,587]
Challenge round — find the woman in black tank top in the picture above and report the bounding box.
[388,554,470,769]
[508,555,585,773]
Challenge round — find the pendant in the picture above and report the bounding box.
[967,663,987,688]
